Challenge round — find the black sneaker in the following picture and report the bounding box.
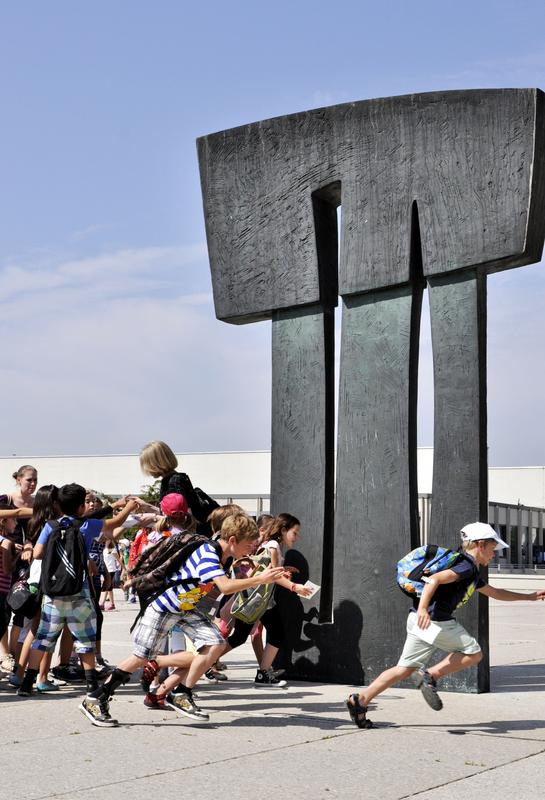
[79,697,119,727]
[414,669,443,711]
[51,664,85,683]
[254,668,287,688]
[164,689,209,721]
[204,668,228,683]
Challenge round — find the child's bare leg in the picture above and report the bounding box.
[157,667,189,696]
[251,628,264,663]
[184,643,225,689]
[260,643,278,671]
[155,651,194,671]
[355,665,416,706]
[38,651,53,684]
[427,650,482,681]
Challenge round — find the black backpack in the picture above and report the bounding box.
[40,518,86,597]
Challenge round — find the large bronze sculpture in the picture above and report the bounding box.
[198,89,545,690]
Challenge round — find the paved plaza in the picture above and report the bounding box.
[2,596,545,800]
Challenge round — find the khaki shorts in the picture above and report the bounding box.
[397,612,481,669]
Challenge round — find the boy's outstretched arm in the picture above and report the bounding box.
[479,585,545,602]
[416,568,460,629]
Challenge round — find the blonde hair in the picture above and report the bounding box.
[219,513,258,543]
[208,503,245,533]
[462,539,487,553]
[155,512,197,534]
[139,441,178,478]
[12,465,37,482]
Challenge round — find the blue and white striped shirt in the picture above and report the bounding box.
[151,542,225,613]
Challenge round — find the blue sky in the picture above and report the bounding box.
[1,1,544,465]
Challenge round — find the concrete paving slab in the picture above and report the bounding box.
[2,593,545,800]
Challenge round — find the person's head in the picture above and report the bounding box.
[13,465,38,497]
[0,503,17,538]
[27,484,59,542]
[460,521,509,566]
[256,513,273,534]
[208,503,245,534]
[57,484,87,516]
[219,513,259,560]
[85,491,103,514]
[139,441,178,479]
[159,493,196,532]
[265,512,301,549]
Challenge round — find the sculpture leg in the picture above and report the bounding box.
[331,284,422,684]
[428,269,489,693]
[271,304,335,676]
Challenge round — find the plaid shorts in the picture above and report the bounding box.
[132,605,225,660]
[31,590,97,654]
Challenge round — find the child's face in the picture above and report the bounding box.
[475,539,497,565]
[282,524,300,549]
[3,518,17,536]
[229,535,256,560]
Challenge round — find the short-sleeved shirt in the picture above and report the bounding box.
[37,517,104,559]
[411,554,485,621]
[152,542,225,614]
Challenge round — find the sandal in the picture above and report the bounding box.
[346,693,373,729]
[140,659,159,693]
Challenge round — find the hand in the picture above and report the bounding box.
[295,585,313,597]
[532,590,545,601]
[20,548,33,563]
[112,495,129,510]
[258,566,286,584]
[136,512,159,527]
[13,543,24,553]
[416,607,431,629]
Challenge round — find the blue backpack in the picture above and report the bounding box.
[396,544,462,598]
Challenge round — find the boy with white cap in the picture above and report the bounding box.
[346,522,545,728]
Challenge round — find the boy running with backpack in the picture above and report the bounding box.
[86,512,285,724]
[346,522,545,729]
[17,484,139,727]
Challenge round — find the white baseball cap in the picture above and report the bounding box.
[460,522,509,551]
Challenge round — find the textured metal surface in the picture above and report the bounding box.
[199,88,545,691]
[428,271,489,692]
[198,89,545,323]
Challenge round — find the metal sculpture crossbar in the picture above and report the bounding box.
[198,89,545,691]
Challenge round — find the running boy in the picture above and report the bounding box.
[86,512,285,724]
[18,484,138,722]
[346,522,545,728]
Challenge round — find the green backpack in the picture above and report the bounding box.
[229,549,274,625]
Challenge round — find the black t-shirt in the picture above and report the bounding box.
[411,553,485,621]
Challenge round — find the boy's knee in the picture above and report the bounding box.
[471,649,483,665]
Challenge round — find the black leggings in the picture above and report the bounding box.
[227,604,284,650]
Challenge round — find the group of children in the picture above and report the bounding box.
[2,443,544,732]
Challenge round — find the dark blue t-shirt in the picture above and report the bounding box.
[411,554,485,621]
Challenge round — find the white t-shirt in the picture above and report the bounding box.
[103,548,119,572]
[263,539,283,566]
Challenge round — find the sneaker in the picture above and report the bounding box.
[143,692,166,709]
[17,685,33,697]
[254,668,287,688]
[36,680,60,693]
[414,669,443,711]
[215,660,228,671]
[79,697,118,727]
[128,595,137,604]
[204,668,228,683]
[51,664,85,683]
[47,672,67,686]
[0,654,15,673]
[8,674,21,688]
[164,689,209,721]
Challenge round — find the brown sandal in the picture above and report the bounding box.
[346,693,373,729]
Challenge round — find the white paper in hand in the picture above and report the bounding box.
[302,581,321,599]
[412,620,442,645]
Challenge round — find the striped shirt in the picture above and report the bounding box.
[151,542,225,614]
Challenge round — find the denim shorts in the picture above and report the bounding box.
[397,612,481,669]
